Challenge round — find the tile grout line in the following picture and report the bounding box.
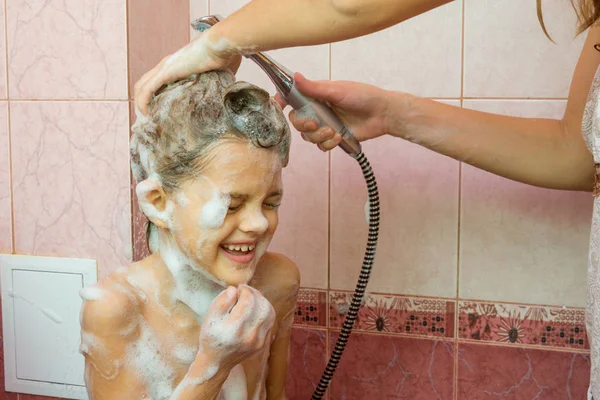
[4,0,14,255]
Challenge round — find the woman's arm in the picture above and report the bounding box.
[204,0,452,55]
[134,0,451,113]
[292,27,600,191]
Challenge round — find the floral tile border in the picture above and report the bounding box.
[329,291,455,338]
[294,289,328,327]
[458,301,588,350]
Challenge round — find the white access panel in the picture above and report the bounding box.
[0,254,97,400]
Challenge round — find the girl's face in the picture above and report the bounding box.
[169,139,284,286]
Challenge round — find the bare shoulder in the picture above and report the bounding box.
[80,269,142,339]
[253,252,300,307]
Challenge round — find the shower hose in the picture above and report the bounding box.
[311,151,380,399]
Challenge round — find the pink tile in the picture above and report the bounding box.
[286,328,327,399]
[330,291,455,338]
[330,118,460,297]
[0,102,10,253]
[269,132,329,289]
[460,100,592,307]
[330,332,454,399]
[294,289,327,327]
[128,0,189,98]
[11,101,132,279]
[458,301,587,350]
[208,0,330,288]
[6,0,127,99]
[457,343,590,399]
[331,1,462,97]
[464,0,584,97]
[0,0,7,99]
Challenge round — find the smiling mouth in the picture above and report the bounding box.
[220,243,256,254]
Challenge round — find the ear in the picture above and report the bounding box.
[135,178,171,229]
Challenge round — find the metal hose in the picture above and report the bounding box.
[311,152,380,399]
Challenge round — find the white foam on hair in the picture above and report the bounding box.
[199,189,230,229]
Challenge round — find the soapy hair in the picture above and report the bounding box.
[130,70,291,250]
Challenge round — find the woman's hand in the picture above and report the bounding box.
[199,285,276,369]
[134,33,242,115]
[282,73,394,151]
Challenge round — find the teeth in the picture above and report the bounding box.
[224,244,255,252]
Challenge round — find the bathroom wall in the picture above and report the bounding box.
[187,0,592,399]
[0,0,593,399]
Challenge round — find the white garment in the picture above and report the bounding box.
[581,64,600,400]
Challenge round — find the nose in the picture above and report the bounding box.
[238,207,269,235]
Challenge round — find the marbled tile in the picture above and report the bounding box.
[11,101,132,279]
[330,332,454,399]
[0,0,8,99]
[458,301,587,350]
[330,100,460,297]
[464,0,584,97]
[294,289,327,328]
[286,328,327,400]
[128,0,190,98]
[457,342,590,399]
[460,100,591,307]
[6,0,127,99]
[331,1,462,97]
[330,291,455,338]
[0,103,10,253]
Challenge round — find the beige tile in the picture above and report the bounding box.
[331,1,462,97]
[460,100,592,307]
[11,101,132,279]
[190,0,208,39]
[7,0,127,99]
[330,101,460,297]
[0,102,9,252]
[208,0,330,288]
[128,0,190,99]
[0,0,7,99]
[464,0,584,98]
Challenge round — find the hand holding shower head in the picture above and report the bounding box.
[192,15,362,158]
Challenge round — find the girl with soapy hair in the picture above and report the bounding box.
[136,0,600,398]
[80,69,298,399]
